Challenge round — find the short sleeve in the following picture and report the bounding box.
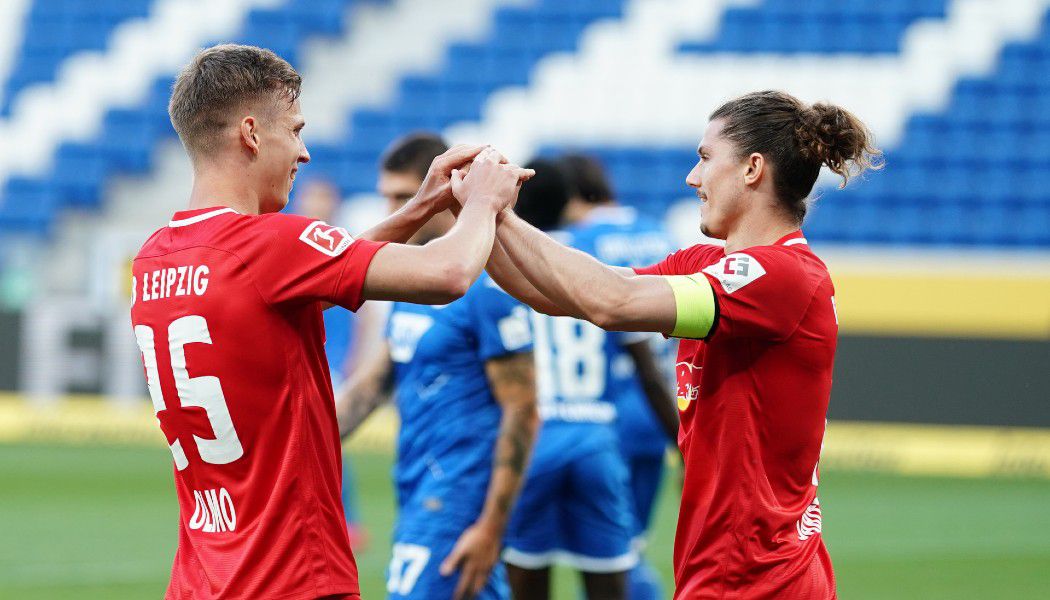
[634,244,717,276]
[244,214,387,310]
[469,278,534,360]
[700,247,818,342]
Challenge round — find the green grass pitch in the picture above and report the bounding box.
[1,443,1048,598]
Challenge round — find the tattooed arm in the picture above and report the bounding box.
[335,341,394,440]
[440,351,539,599]
[479,351,539,526]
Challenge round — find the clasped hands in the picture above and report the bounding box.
[413,144,535,219]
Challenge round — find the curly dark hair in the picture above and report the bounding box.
[710,90,883,222]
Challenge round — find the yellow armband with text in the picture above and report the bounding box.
[665,274,717,339]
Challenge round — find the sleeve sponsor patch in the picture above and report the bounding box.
[299,221,354,257]
[497,306,533,350]
[701,253,766,294]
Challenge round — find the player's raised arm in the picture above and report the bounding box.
[445,194,575,317]
[495,210,716,339]
[360,149,534,305]
[358,144,486,244]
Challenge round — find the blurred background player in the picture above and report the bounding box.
[501,159,636,600]
[337,132,540,600]
[295,176,371,549]
[556,153,679,600]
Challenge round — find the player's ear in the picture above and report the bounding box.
[743,152,764,186]
[240,116,261,156]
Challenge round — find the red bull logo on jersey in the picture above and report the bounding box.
[702,253,767,294]
[675,361,701,410]
[189,487,237,533]
[299,220,353,257]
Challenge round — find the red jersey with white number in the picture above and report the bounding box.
[130,207,386,600]
[636,231,837,599]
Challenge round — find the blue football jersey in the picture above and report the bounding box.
[386,273,533,525]
[564,206,676,457]
[322,306,354,384]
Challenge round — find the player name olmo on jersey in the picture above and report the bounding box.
[188,486,237,534]
[132,265,210,304]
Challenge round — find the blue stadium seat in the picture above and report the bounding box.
[0,0,399,236]
[0,0,1045,249]
[678,0,949,55]
[2,0,153,115]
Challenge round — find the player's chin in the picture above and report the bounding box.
[700,215,724,239]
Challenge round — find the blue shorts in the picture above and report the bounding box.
[503,434,637,573]
[387,518,509,600]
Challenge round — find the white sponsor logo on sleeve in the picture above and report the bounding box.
[701,253,766,294]
[299,221,354,257]
[497,306,533,350]
[388,312,434,363]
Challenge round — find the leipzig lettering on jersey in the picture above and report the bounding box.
[131,207,386,600]
[636,231,839,599]
[133,264,210,303]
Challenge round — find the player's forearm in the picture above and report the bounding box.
[498,212,640,329]
[358,197,434,243]
[486,236,572,317]
[625,342,680,442]
[480,354,539,531]
[336,384,387,439]
[423,200,499,296]
[479,400,538,531]
[642,375,680,443]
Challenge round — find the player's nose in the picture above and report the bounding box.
[686,162,702,189]
[298,143,311,164]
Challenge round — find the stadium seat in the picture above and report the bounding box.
[0,0,1046,249]
[2,0,153,116]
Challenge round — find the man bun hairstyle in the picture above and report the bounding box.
[380,132,450,181]
[710,90,882,222]
[169,44,302,158]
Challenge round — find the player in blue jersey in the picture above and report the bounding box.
[337,134,539,600]
[501,159,668,600]
[558,155,680,600]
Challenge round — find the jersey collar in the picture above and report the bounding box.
[169,207,239,228]
[775,230,808,246]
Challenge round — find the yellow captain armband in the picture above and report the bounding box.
[665,274,717,339]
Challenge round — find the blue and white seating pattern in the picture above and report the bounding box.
[0,0,1047,249]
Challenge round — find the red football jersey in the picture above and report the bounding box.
[636,231,837,599]
[130,207,386,599]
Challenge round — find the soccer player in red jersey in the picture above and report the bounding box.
[130,45,530,599]
[476,91,881,598]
